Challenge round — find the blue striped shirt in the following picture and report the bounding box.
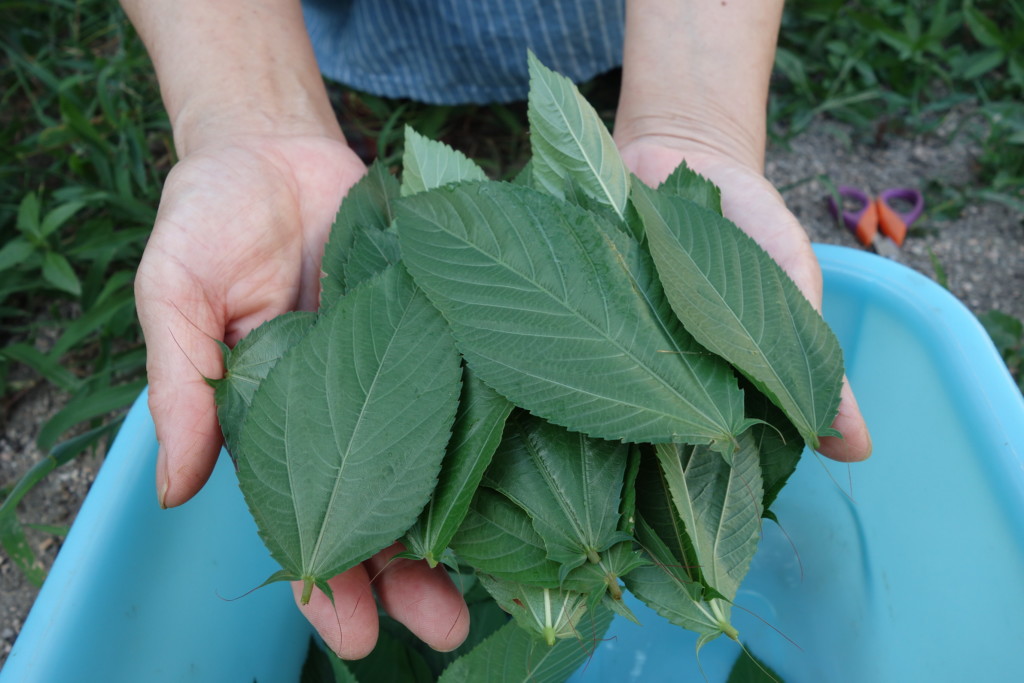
[302,0,626,104]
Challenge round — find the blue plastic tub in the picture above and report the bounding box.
[5,245,1024,683]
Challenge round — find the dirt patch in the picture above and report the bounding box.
[0,115,1020,668]
[0,382,105,663]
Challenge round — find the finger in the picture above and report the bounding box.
[136,259,225,509]
[818,377,872,462]
[292,565,379,660]
[365,543,470,653]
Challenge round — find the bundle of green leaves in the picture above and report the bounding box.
[211,55,843,681]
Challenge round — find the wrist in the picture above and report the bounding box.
[171,84,344,158]
[123,0,344,157]
[614,0,782,174]
[613,105,766,175]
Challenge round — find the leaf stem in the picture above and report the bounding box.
[300,576,315,605]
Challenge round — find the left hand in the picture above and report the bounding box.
[617,136,872,462]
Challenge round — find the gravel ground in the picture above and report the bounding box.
[1,114,1021,668]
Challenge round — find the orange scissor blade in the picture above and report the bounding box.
[876,198,908,246]
[854,201,879,246]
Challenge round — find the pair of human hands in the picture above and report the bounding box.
[135,131,870,659]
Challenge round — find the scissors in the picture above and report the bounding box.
[827,186,924,251]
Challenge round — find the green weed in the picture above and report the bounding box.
[1,0,169,582]
[979,310,1024,393]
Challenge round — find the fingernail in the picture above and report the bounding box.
[156,447,170,510]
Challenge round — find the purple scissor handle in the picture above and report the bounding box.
[827,185,924,247]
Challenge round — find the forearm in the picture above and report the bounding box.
[121,0,343,156]
[615,0,784,171]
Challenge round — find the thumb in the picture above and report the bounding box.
[137,271,226,509]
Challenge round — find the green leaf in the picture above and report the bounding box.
[437,605,612,683]
[341,224,402,292]
[483,411,632,578]
[0,238,36,272]
[657,162,722,214]
[0,513,47,587]
[41,251,82,296]
[0,419,123,586]
[35,378,145,451]
[632,182,844,448]
[234,265,462,597]
[321,161,400,304]
[566,539,648,603]
[346,625,435,683]
[0,342,82,392]
[624,516,724,639]
[401,125,488,197]
[527,52,630,219]
[396,181,746,448]
[404,366,513,566]
[654,432,764,605]
[214,311,317,455]
[16,193,42,241]
[727,646,784,683]
[39,200,87,238]
[451,488,562,587]
[476,574,589,646]
[964,3,1007,49]
[370,599,510,679]
[624,450,726,638]
[299,637,360,683]
[743,382,804,516]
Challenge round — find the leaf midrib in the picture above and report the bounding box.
[648,199,810,434]
[409,193,731,438]
[304,280,419,572]
[533,72,625,219]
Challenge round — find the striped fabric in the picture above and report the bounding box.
[302,0,626,104]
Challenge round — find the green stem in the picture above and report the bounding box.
[300,577,315,605]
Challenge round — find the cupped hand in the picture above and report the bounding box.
[617,137,872,462]
[135,134,469,658]
[136,134,366,506]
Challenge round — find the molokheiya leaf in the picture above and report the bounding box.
[452,488,635,597]
[512,159,533,187]
[657,161,722,214]
[632,181,844,449]
[483,411,632,579]
[299,637,360,683]
[566,539,648,603]
[342,224,402,291]
[476,574,590,646]
[742,380,803,517]
[625,451,728,639]
[527,51,630,219]
[321,160,400,304]
[726,647,784,683]
[404,366,513,566]
[619,444,642,535]
[451,487,563,588]
[346,624,435,683]
[234,265,462,601]
[378,598,510,679]
[396,181,746,448]
[624,516,727,640]
[654,432,764,605]
[213,311,317,455]
[401,125,488,197]
[437,603,613,683]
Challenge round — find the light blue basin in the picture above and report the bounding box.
[5,245,1023,683]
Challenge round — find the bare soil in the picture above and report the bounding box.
[1,114,1021,668]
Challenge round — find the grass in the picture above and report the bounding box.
[0,0,1021,584]
[0,0,170,582]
